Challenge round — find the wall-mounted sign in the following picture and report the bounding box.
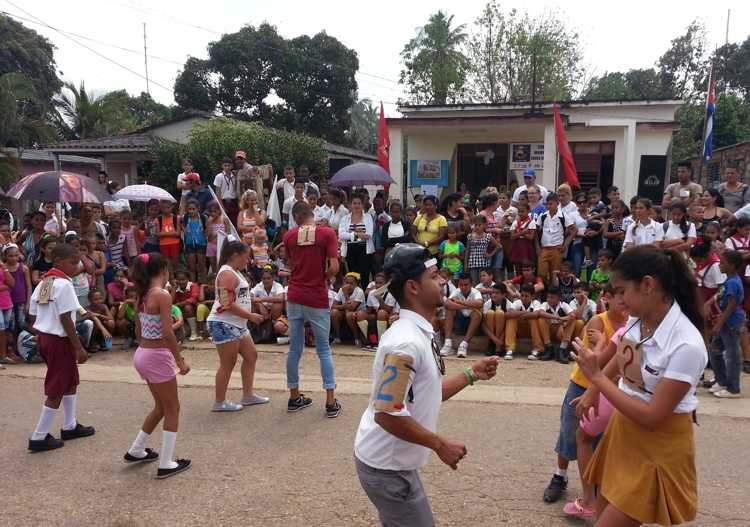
[410,159,449,187]
[509,143,545,171]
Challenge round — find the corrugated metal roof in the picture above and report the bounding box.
[0,148,101,165]
[44,133,155,152]
[324,142,377,161]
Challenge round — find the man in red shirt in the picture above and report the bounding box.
[283,201,341,417]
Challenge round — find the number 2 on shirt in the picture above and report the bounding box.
[376,366,398,401]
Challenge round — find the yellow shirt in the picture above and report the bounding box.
[414,214,447,255]
[570,311,614,389]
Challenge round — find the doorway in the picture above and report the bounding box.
[457,144,508,195]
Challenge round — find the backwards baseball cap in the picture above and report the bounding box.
[383,243,437,285]
[523,168,536,178]
[235,150,247,159]
[184,172,201,182]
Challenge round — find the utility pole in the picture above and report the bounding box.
[143,22,150,95]
[725,9,730,45]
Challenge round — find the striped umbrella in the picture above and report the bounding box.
[115,184,177,203]
[3,171,112,203]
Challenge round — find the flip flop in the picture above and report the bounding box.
[563,498,596,519]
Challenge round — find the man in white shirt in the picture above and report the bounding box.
[536,193,575,284]
[440,273,484,358]
[282,181,307,230]
[535,287,576,363]
[275,165,297,202]
[512,168,549,205]
[213,157,239,227]
[354,244,499,526]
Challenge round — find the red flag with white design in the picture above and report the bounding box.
[554,104,580,189]
[377,102,390,172]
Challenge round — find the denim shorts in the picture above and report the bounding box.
[0,308,13,331]
[208,321,249,345]
[555,381,587,461]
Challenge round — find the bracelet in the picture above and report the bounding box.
[464,367,475,386]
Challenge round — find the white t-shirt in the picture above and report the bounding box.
[663,221,696,241]
[250,281,285,308]
[207,265,252,329]
[624,220,665,247]
[538,210,571,247]
[482,298,517,314]
[512,183,549,203]
[43,215,64,237]
[449,287,483,317]
[511,299,542,313]
[695,261,726,289]
[30,276,81,337]
[618,303,707,413]
[177,172,190,198]
[537,301,573,324]
[367,291,397,311]
[336,286,366,312]
[509,216,537,232]
[561,201,578,216]
[313,206,331,224]
[354,310,443,471]
[283,196,305,229]
[494,205,518,225]
[213,172,238,200]
[725,235,750,251]
[328,205,350,231]
[569,297,597,323]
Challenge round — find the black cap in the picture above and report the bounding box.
[383,243,436,284]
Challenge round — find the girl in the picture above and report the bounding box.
[479,193,504,282]
[205,201,231,275]
[157,201,181,272]
[0,256,16,364]
[237,190,267,245]
[464,215,498,286]
[107,219,129,272]
[508,202,537,275]
[249,229,271,283]
[142,200,161,254]
[4,244,31,345]
[703,221,725,257]
[404,207,417,226]
[107,268,130,309]
[623,198,664,249]
[17,211,46,267]
[119,209,141,258]
[381,201,413,257]
[339,195,375,286]
[572,245,706,526]
[661,203,696,254]
[89,235,107,296]
[41,201,64,237]
[182,200,208,281]
[330,272,366,346]
[87,290,114,351]
[206,241,269,412]
[66,233,92,308]
[603,199,628,259]
[125,253,191,479]
[31,235,56,286]
[439,225,465,278]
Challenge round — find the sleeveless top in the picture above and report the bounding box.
[139,288,165,340]
[183,215,207,247]
[9,264,27,304]
[208,219,226,243]
[207,265,252,329]
[159,215,179,248]
[240,210,258,244]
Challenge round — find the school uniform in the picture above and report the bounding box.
[536,301,576,345]
[537,210,571,281]
[504,299,543,353]
[448,287,482,334]
[623,219,665,248]
[569,297,597,337]
[584,303,706,525]
[482,298,514,341]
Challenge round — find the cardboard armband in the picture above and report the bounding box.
[215,288,236,314]
[297,225,316,246]
[37,276,55,305]
[374,354,415,413]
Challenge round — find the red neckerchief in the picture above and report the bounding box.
[44,268,71,281]
[695,254,720,272]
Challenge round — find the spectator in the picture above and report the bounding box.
[662,161,703,207]
[440,272,484,358]
[172,269,200,341]
[213,157,239,227]
[717,163,749,213]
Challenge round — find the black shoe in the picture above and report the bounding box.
[156,458,191,479]
[287,394,313,413]
[540,344,556,361]
[60,423,96,440]
[702,378,716,389]
[543,474,568,503]
[326,399,342,418]
[28,433,64,452]
[124,448,159,463]
[744,362,750,374]
[557,347,570,364]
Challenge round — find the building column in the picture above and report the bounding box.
[622,121,637,200]
[542,123,557,190]
[388,127,403,202]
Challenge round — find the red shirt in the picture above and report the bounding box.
[284,225,339,309]
[174,282,199,305]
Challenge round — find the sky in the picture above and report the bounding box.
[3,0,749,117]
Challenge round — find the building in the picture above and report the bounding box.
[688,139,750,190]
[385,99,683,203]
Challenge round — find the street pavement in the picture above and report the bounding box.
[1,341,748,526]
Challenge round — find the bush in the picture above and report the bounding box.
[148,117,328,197]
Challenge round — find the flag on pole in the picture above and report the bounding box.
[377,102,391,193]
[553,104,580,189]
[267,174,282,226]
[702,64,716,164]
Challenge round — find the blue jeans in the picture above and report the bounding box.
[286,302,336,390]
[568,243,584,277]
[711,323,742,394]
[75,319,94,349]
[555,381,587,461]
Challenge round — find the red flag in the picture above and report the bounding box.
[553,104,580,189]
[377,102,390,173]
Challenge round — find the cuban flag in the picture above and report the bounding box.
[702,64,716,164]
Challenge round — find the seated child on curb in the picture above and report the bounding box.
[196,273,216,339]
[330,272,366,346]
[569,282,597,339]
[482,283,512,358]
[536,287,576,364]
[172,269,200,341]
[440,272,484,358]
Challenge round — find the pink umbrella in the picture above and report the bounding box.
[3,171,112,203]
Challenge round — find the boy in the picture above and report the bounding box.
[536,287,576,363]
[475,268,496,302]
[27,243,95,452]
[172,269,200,341]
[588,249,612,302]
[116,286,138,347]
[568,283,597,339]
[504,284,543,360]
[535,193,575,284]
[551,261,578,304]
[440,272,484,358]
[482,283,513,358]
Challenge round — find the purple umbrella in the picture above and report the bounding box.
[3,171,112,203]
[328,163,395,187]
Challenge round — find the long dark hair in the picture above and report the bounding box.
[670,202,690,237]
[611,245,704,334]
[705,188,725,208]
[630,198,653,236]
[130,252,168,309]
[440,193,462,215]
[219,240,248,268]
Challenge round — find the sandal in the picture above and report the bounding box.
[563,498,596,519]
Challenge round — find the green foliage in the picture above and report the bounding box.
[584,69,669,100]
[148,118,327,195]
[173,57,215,112]
[100,91,173,131]
[0,72,55,147]
[400,11,470,105]
[347,98,379,154]
[54,81,113,139]
[657,20,708,101]
[714,38,750,101]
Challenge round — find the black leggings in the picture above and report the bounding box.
[345,242,373,286]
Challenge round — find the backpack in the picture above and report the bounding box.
[537,211,567,239]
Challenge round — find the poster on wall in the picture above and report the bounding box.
[509,143,544,171]
[409,159,449,187]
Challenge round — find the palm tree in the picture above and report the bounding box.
[0,72,54,147]
[54,81,113,139]
[348,98,379,154]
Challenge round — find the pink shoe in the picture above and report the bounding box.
[563,498,596,519]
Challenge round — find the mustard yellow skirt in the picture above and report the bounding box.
[584,410,697,526]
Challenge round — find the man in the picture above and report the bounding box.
[354,243,500,526]
[512,168,549,205]
[235,150,265,210]
[298,164,320,195]
[283,180,307,230]
[662,161,702,207]
[535,193,575,284]
[213,157,239,227]
[528,185,547,219]
[183,173,212,213]
[718,163,750,213]
[283,202,341,417]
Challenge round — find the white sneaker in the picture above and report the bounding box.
[457,341,469,358]
[528,350,541,361]
[277,337,290,345]
[188,335,200,342]
[708,384,726,394]
[504,350,513,361]
[212,400,244,412]
[332,338,341,345]
[713,389,741,399]
[440,340,454,356]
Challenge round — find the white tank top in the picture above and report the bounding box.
[207,265,252,329]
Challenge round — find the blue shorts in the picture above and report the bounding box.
[555,381,587,461]
[208,321,249,345]
[0,308,13,331]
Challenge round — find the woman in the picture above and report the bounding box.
[623,198,664,250]
[717,165,749,213]
[206,240,269,412]
[441,193,471,239]
[412,195,447,256]
[603,199,628,259]
[125,253,191,479]
[338,195,375,286]
[237,190,267,245]
[662,203,697,254]
[572,245,706,526]
[380,201,412,257]
[327,189,349,232]
[700,189,731,224]
[557,183,578,215]
[568,193,590,276]
[478,193,504,281]
[17,212,47,266]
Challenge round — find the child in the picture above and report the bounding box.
[482,283,512,358]
[356,273,385,351]
[41,201,64,237]
[504,284,543,360]
[90,234,107,295]
[691,241,725,306]
[272,243,291,286]
[551,260,578,304]
[4,244,32,346]
[107,219,129,272]
[119,209,141,258]
[725,217,750,252]
[330,272,366,346]
[250,229,271,283]
[508,202,537,275]
[623,198,664,249]
[535,193,573,283]
[703,221,725,256]
[505,260,545,299]
[87,290,114,352]
[205,201,230,274]
[536,287,576,363]
[708,250,745,398]
[31,236,56,287]
[465,215,498,286]
[568,283,597,339]
[404,207,418,226]
[475,268,496,302]
[434,267,458,348]
[588,249,612,302]
[440,272,484,358]
[172,269,200,341]
[367,273,398,345]
[125,252,191,479]
[116,286,137,346]
[182,199,208,281]
[439,225,465,277]
[142,199,162,254]
[0,256,17,364]
[196,273,216,340]
[107,269,130,308]
[64,233,91,308]
[250,267,287,340]
[27,243,95,451]
[158,200,181,272]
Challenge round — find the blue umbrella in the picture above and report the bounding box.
[328,163,395,187]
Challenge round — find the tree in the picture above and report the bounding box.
[399,11,470,105]
[657,20,708,101]
[584,68,668,100]
[100,90,174,131]
[347,98,379,154]
[0,72,55,147]
[713,37,750,101]
[173,57,215,112]
[54,81,111,139]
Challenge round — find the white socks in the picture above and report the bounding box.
[62,394,77,431]
[376,320,388,340]
[128,430,150,458]
[31,405,57,440]
[556,468,568,479]
[159,431,178,470]
[357,320,369,340]
[187,317,198,336]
